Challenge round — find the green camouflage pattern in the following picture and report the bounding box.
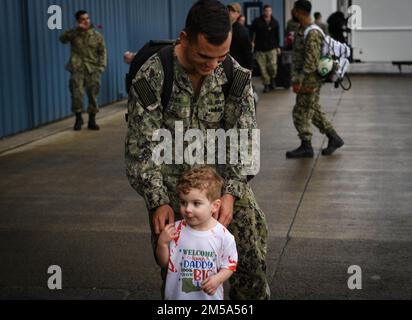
[227,184,269,300]
[126,52,269,300]
[285,19,300,35]
[125,54,257,210]
[255,49,278,85]
[292,89,333,141]
[292,24,323,89]
[60,25,107,74]
[60,25,106,114]
[69,66,101,114]
[291,25,334,141]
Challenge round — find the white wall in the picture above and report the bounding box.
[351,0,412,61]
[284,0,337,25]
[310,0,337,22]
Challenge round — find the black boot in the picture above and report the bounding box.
[74,112,84,131]
[263,85,271,93]
[269,79,276,90]
[88,113,100,130]
[286,140,314,158]
[322,130,344,155]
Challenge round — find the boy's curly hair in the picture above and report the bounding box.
[177,166,224,201]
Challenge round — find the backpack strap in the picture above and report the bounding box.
[304,24,325,41]
[158,45,175,110]
[222,56,250,100]
[221,56,234,100]
[303,24,332,59]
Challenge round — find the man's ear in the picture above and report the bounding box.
[211,199,221,214]
[180,31,189,48]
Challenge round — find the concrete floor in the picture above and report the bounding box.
[0,75,411,300]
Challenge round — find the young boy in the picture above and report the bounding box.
[156,166,238,300]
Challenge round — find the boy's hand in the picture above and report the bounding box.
[158,223,179,246]
[201,275,221,296]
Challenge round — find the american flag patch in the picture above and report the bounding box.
[133,78,157,108]
[230,70,250,98]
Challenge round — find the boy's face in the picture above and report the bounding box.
[179,188,220,229]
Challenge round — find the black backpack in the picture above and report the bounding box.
[125,40,235,117]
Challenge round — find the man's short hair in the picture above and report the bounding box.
[185,0,232,46]
[263,4,272,11]
[75,10,88,21]
[314,12,321,20]
[177,166,224,202]
[294,0,312,15]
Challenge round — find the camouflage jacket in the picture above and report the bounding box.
[125,52,256,211]
[285,19,300,36]
[59,25,107,74]
[292,24,323,89]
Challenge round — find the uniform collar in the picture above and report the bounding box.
[84,25,96,34]
[78,25,95,36]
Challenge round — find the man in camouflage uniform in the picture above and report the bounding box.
[251,4,281,93]
[60,10,107,131]
[286,0,344,158]
[125,0,269,300]
[284,10,300,49]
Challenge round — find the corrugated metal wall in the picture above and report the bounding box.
[0,0,283,138]
[0,0,32,138]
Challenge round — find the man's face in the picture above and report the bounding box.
[182,32,232,76]
[179,189,220,229]
[77,13,91,29]
[229,9,240,24]
[292,8,301,23]
[263,7,272,18]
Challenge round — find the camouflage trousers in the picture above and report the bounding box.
[293,90,334,141]
[69,70,101,114]
[255,49,278,85]
[148,183,270,300]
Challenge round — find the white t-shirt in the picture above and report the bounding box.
[164,219,238,300]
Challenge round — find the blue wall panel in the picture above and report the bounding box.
[0,0,283,138]
[170,0,196,39]
[0,0,32,138]
[126,0,171,50]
